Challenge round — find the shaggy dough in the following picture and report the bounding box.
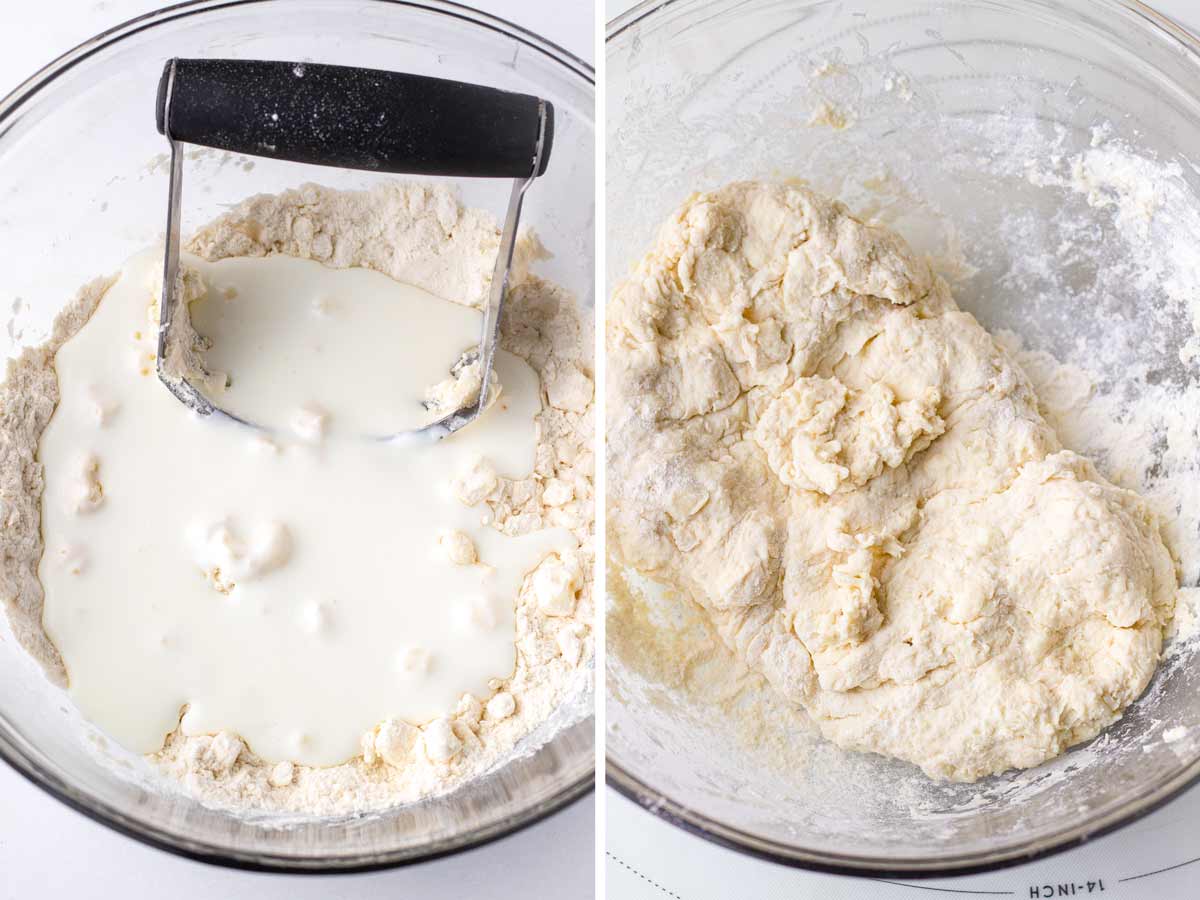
[607,181,1178,781]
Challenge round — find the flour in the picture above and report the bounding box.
[607,180,1180,782]
[982,132,1200,600]
[0,181,594,814]
[0,277,111,684]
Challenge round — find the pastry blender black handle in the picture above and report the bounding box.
[156,58,553,178]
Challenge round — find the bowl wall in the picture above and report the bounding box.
[607,0,1200,875]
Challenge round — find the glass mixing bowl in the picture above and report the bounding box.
[0,0,593,872]
[607,0,1200,877]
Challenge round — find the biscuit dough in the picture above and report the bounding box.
[607,181,1178,781]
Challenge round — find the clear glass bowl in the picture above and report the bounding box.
[607,0,1200,877]
[0,0,593,872]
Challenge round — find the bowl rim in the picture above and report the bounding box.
[0,0,595,874]
[606,753,1200,879]
[604,0,1200,879]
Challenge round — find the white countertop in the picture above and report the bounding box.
[0,2,595,898]
[607,785,1200,899]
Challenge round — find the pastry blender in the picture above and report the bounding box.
[154,58,552,439]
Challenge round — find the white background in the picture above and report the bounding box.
[0,2,595,899]
[604,0,1200,898]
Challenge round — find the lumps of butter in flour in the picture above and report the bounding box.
[421,717,462,762]
[455,692,483,726]
[486,691,516,721]
[556,622,587,666]
[531,553,580,617]
[187,518,291,592]
[542,479,574,507]
[269,760,295,787]
[83,385,118,427]
[66,453,104,515]
[606,181,1178,782]
[182,731,243,776]
[438,529,477,566]
[290,403,328,443]
[374,718,420,768]
[210,731,244,771]
[454,456,499,506]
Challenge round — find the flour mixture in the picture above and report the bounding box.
[606,181,1180,781]
[0,181,594,813]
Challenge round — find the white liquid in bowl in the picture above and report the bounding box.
[39,251,574,766]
